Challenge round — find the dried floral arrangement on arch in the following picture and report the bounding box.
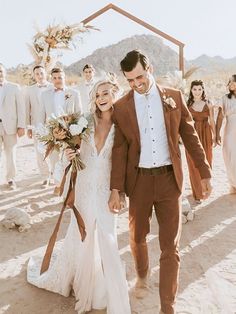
[27,22,97,71]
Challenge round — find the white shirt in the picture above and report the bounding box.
[78,79,95,113]
[134,81,172,168]
[53,90,66,117]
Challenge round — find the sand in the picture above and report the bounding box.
[0,136,235,314]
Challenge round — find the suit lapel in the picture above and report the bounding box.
[49,89,55,115]
[126,90,141,147]
[35,85,42,106]
[156,84,171,139]
[0,83,7,109]
[64,88,71,113]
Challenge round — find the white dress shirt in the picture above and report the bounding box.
[134,81,172,168]
[53,90,66,117]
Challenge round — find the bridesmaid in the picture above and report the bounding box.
[216,75,236,193]
[185,80,216,203]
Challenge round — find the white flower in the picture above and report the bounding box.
[37,142,46,155]
[35,123,49,137]
[78,116,88,128]
[69,117,88,136]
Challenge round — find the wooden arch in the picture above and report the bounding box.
[81,3,185,74]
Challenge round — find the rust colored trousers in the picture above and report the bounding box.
[129,169,182,314]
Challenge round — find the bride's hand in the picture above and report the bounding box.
[119,192,127,209]
[108,190,121,213]
[65,148,77,161]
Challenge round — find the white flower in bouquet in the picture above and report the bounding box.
[36,113,91,172]
[69,116,88,136]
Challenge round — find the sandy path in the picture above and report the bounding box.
[0,137,235,314]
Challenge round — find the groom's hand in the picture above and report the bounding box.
[108,189,121,213]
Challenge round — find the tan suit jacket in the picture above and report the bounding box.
[0,82,25,134]
[41,87,82,120]
[110,85,211,196]
[25,83,53,127]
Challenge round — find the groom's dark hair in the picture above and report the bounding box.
[120,50,149,73]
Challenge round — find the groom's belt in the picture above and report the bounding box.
[138,164,173,176]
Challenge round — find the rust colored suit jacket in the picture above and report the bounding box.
[110,84,211,196]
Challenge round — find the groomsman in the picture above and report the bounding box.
[78,64,96,113]
[41,67,82,191]
[0,63,25,186]
[25,65,52,185]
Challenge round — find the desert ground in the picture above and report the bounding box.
[0,136,236,314]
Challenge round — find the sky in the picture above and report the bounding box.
[0,0,234,68]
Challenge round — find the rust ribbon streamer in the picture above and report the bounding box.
[40,163,86,274]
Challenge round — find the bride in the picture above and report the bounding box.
[27,78,131,314]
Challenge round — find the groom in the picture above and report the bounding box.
[108,50,212,314]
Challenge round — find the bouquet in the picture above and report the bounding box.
[37,113,90,275]
[36,113,90,172]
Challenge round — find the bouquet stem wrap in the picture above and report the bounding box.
[40,162,86,274]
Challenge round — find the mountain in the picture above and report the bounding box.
[66,34,183,77]
[66,34,236,78]
[6,34,236,84]
[189,54,236,75]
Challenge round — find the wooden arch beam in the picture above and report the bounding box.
[81,3,185,74]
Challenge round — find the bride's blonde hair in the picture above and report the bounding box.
[89,78,120,119]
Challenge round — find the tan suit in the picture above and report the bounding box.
[0,81,25,181]
[41,87,82,119]
[110,85,211,314]
[41,88,82,179]
[25,83,52,180]
[78,80,95,114]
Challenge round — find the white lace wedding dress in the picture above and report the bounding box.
[27,123,131,314]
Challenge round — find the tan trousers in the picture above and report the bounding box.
[48,150,60,185]
[129,169,182,314]
[33,135,49,180]
[0,134,17,181]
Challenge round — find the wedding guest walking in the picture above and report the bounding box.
[0,63,25,187]
[185,80,216,203]
[25,65,52,185]
[216,75,236,194]
[108,50,212,314]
